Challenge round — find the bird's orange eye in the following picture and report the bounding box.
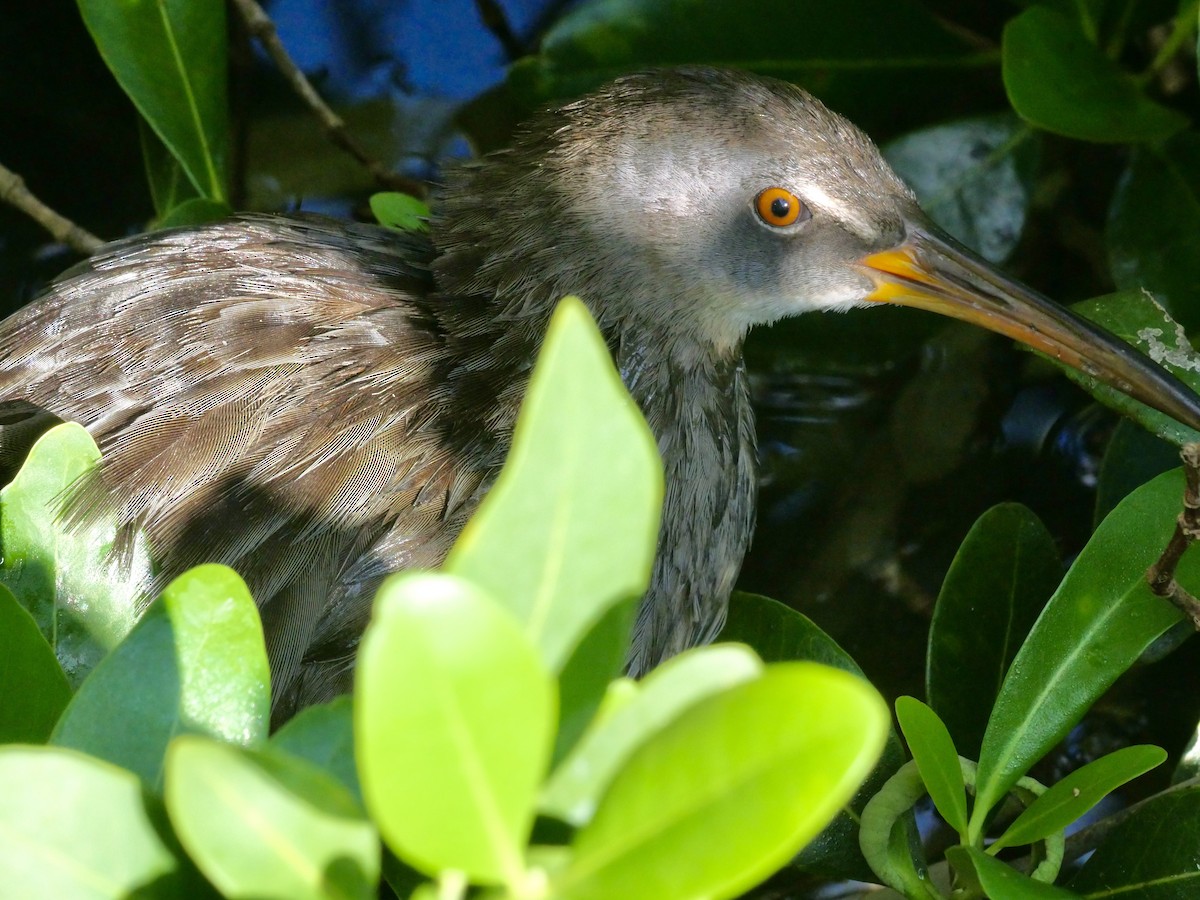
[754,187,807,228]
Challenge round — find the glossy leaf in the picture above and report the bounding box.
[991,744,1166,852]
[1094,419,1179,528]
[166,735,378,900]
[927,503,1061,759]
[1002,7,1187,142]
[551,663,889,900]
[719,591,907,882]
[446,296,662,672]
[0,582,70,743]
[0,422,151,687]
[369,192,430,232]
[540,644,763,826]
[51,564,270,790]
[885,114,1037,263]
[1070,784,1200,896]
[1108,135,1200,331]
[77,0,228,199]
[355,571,555,886]
[511,0,988,130]
[971,470,1190,835]
[948,846,1080,899]
[895,696,967,834]
[0,745,182,897]
[271,696,360,805]
[1060,291,1200,446]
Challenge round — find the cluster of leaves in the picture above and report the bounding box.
[10,1,1200,898]
[0,299,889,899]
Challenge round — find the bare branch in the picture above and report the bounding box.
[0,160,102,255]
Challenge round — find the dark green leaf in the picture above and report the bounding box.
[1060,291,1200,446]
[895,696,967,834]
[153,196,232,229]
[1094,419,1180,528]
[971,470,1189,836]
[271,696,360,805]
[140,119,201,219]
[0,745,183,897]
[51,565,270,790]
[540,644,763,826]
[1070,784,1200,896]
[885,115,1038,263]
[927,503,1061,759]
[369,192,430,232]
[0,582,70,743]
[77,0,229,199]
[1108,135,1200,331]
[355,571,555,885]
[1002,7,1187,142]
[0,422,150,687]
[166,735,378,900]
[992,744,1165,851]
[948,846,1080,899]
[552,663,888,900]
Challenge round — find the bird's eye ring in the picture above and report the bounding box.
[754,187,808,228]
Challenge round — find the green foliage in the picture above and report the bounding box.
[369,192,431,232]
[0,298,889,899]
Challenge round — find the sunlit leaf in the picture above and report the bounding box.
[51,565,270,790]
[271,696,360,805]
[166,735,378,900]
[0,582,70,743]
[355,571,555,885]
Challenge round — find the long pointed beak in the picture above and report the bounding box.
[860,216,1200,433]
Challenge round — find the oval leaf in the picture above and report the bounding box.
[77,0,229,199]
[991,744,1166,852]
[927,503,1061,759]
[0,582,70,743]
[166,735,378,900]
[947,846,1079,899]
[51,564,270,789]
[355,571,556,885]
[271,696,360,805]
[0,422,151,686]
[0,745,181,897]
[369,192,430,232]
[551,662,889,900]
[895,696,967,835]
[1002,7,1187,143]
[972,470,1190,835]
[540,644,763,826]
[445,296,662,673]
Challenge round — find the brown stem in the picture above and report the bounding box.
[228,0,427,199]
[1146,442,1200,627]
[0,160,103,254]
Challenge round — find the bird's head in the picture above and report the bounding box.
[436,67,1200,430]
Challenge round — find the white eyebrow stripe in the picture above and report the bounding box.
[797,182,876,238]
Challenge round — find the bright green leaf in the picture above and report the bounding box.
[355,571,556,886]
[991,745,1166,852]
[971,470,1190,837]
[0,582,70,743]
[369,192,430,232]
[895,696,967,835]
[0,422,150,687]
[51,564,270,790]
[446,296,662,674]
[540,644,763,825]
[1002,7,1187,142]
[0,745,183,898]
[552,662,888,900]
[927,503,1061,759]
[166,735,378,900]
[77,0,229,199]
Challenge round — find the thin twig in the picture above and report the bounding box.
[1146,443,1200,626]
[0,160,103,254]
[473,0,525,61]
[228,0,427,199]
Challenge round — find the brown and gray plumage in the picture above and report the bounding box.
[3,68,1198,720]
